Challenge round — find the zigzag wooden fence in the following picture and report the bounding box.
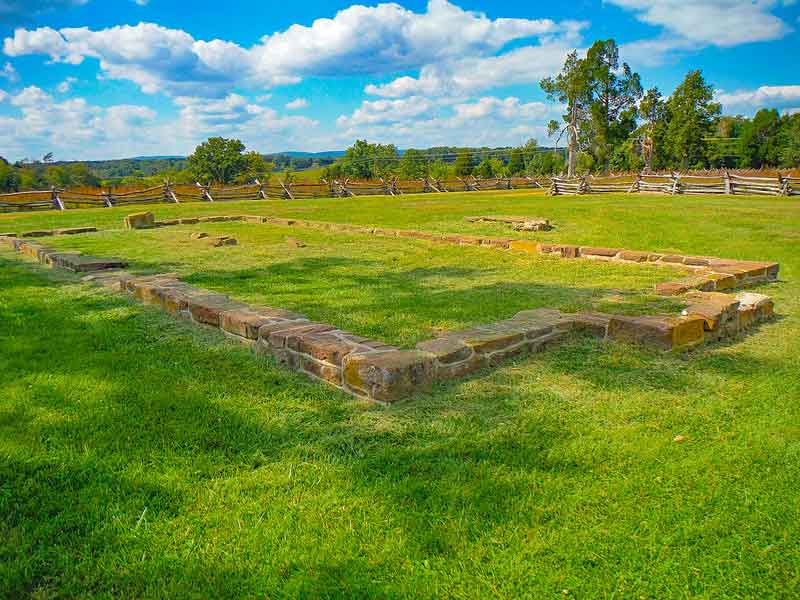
[1,170,797,213]
[550,172,800,196]
[0,176,547,213]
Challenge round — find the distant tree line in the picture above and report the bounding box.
[541,39,800,175]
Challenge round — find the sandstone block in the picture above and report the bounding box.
[580,246,621,258]
[190,232,209,239]
[178,218,199,225]
[508,240,539,254]
[617,250,651,262]
[296,332,366,366]
[21,230,54,238]
[187,295,247,327]
[682,292,741,339]
[555,244,581,258]
[266,323,336,351]
[736,292,774,328]
[655,275,715,296]
[54,227,97,236]
[124,212,155,229]
[416,337,473,365]
[342,350,436,403]
[567,312,612,337]
[607,315,706,351]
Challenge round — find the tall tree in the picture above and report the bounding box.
[638,87,667,172]
[541,51,591,177]
[453,150,474,177]
[664,70,721,169]
[584,39,642,171]
[188,137,248,184]
[507,148,525,175]
[738,109,783,168]
[399,149,427,179]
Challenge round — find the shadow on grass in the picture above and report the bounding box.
[0,254,780,596]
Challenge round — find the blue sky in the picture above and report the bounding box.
[0,0,798,161]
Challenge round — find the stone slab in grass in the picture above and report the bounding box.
[124,212,155,230]
[343,349,437,404]
[54,227,97,235]
[52,254,128,273]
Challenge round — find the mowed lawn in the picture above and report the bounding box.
[1,191,799,598]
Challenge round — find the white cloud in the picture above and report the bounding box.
[716,85,800,112]
[0,90,8,102]
[285,98,308,110]
[335,95,561,149]
[3,1,578,97]
[1,61,18,83]
[0,87,323,160]
[56,76,78,93]
[365,39,583,98]
[607,0,793,47]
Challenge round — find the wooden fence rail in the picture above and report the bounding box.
[1,170,797,213]
[550,171,799,197]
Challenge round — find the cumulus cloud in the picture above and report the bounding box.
[3,1,577,97]
[285,98,308,110]
[56,76,77,93]
[365,23,587,98]
[716,84,800,112]
[0,61,17,83]
[335,95,561,149]
[607,0,793,46]
[0,87,323,159]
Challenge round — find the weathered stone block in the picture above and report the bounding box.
[300,355,343,385]
[296,332,364,366]
[659,255,686,264]
[655,275,715,296]
[187,295,247,327]
[178,218,199,225]
[124,212,155,229]
[607,315,706,351]
[21,230,54,238]
[580,247,621,258]
[244,215,267,224]
[682,292,740,339]
[416,337,473,365]
[54,227,97,236]
[266,322,336,351]
[190,232,209,240]
[508,240,539,254]
[58,255,128,273]
[567,312,612,337]
[736,292,774,328]
[342,350,436,403]
[682,256,713,267]
[617,250,651,262]
[0,232,17,239]
[555,244,581,258]
[221,308,305,340]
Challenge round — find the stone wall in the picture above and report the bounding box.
[0,216,780,404]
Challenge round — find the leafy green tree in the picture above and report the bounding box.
[238,151,273,184]
[428,161,450,180]
[780,114,800,167]
[399,149,427,179]
[507,148,525,175]
[738,109,783,168]
[453,150,474,176]
[541,50,591,177]
[638,87,668,171]
[584,39,642,171]
[0,159,21,192]
[526,151,565,176]
[188,137,248,184]
[664,70,721,169]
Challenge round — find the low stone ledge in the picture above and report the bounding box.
[580,246,622,258]
[343,350,437,404]
[54,227,97,235]
[607,314,706,352]
[736,292,774,328]
[124,212,155,230]
[681,292,741,341]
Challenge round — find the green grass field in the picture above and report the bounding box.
[1,190,798,598]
